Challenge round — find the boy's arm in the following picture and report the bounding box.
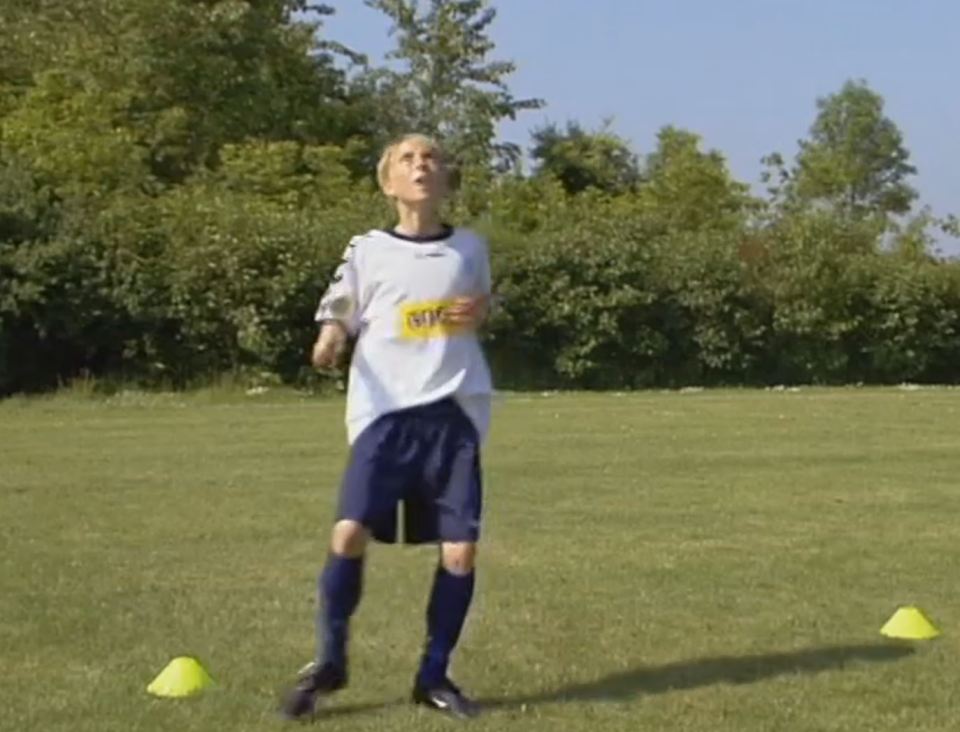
[312,239,362,369]
[443,237,492,329]
[311,321,348,370]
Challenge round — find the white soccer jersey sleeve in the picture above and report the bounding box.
[315,238,363,336]
[314,227,493,444]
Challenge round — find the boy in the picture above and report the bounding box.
[281,134,493,721]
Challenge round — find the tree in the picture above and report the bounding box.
[0,0,374,393]
[639,126,753,232]
[360,0,543,172]
[766,80,917,222]
[1,0,365,187]
[529,121,640,195]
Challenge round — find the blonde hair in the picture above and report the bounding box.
[376,133,445,193]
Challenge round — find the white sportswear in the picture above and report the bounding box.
[315,227,493,444]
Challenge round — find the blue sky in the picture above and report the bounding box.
[323,1,959,254]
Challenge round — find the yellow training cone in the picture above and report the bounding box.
[147,656,214,698]
[880,606,941,640]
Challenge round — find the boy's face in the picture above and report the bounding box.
[383,139,448,206]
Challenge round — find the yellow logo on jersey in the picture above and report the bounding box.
[399,300,466,339]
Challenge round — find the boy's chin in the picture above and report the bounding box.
[397,193,442,207]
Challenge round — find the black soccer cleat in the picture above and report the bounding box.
[279,661,347,721]
[412,676,480,720]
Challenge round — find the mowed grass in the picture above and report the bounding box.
[1,387,958,732]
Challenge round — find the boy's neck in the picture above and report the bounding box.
[393,202,444,238]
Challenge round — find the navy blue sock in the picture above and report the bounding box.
[316,554,364,671]
[418,566,475,686]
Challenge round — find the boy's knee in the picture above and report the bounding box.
[440,542,477,575]
[330,520,369,558]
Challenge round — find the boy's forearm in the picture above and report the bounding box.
[317,320,348,344]
[311,321,349,369]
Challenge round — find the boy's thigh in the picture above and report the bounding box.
[336,418,412,543]
[434,442,483,543]
[408,412,483,545]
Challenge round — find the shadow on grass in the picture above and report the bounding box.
[483,643,914,709]
[309,700,403,721]
[295,643,913,720]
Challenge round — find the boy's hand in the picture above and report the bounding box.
[311,322,347,370]
[443,296,489,329]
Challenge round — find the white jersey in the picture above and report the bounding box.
[315,227,493,445]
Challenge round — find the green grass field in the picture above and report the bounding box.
[1,388,958,731]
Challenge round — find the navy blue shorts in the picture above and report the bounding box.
[336,398,483,545]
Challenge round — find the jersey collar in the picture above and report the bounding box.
[383,225,454,243]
